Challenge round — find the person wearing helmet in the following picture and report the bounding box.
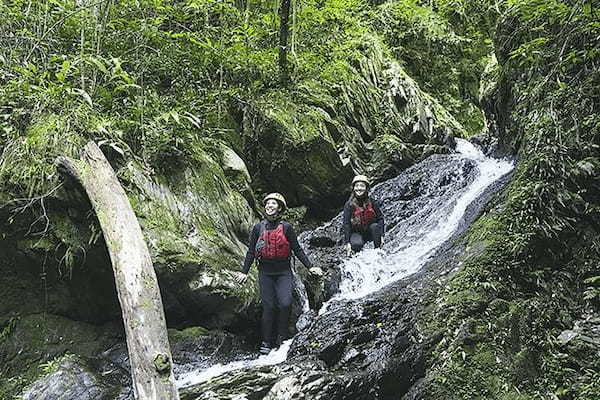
[237,192,313,355]
[342,175,385,256]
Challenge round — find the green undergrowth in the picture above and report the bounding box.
[0,0,491,204]
[425,1,600,398]
[0,0,494,267]
[0,0,523,395]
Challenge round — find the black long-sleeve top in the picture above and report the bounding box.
[342,198,385,244]
[242,219,312,275]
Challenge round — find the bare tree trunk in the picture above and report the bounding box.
[56,142,180,400]
[278,0,291,84]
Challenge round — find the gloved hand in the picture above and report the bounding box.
[346,243,352,257]
[236,273,248,285]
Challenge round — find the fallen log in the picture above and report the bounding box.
[56,141,180,400]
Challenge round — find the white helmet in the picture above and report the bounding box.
[263,192,287,211]
[352,175,370,188]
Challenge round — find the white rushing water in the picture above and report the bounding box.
[326,139,514,305]
[176,139,514,388]
[176,340,292,389]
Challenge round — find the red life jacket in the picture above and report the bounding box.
[255,222,291,260]
[351,202,377,228]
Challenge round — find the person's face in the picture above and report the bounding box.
[264,199,281,216]
[353,182,367,197]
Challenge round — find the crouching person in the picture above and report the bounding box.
[342,175,385,256]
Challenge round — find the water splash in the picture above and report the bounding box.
[176,340,292,389]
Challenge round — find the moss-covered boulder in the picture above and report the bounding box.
[21,354,128,400]
[0,124,260,330]
[235,39,463,214]
[121,146,259,328]
[238,90,355,211]
[0,313,122,398]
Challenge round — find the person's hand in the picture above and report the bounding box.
[346,243,352,257]
[236,273,248,285]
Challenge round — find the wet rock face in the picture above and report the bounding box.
[289,276,426,398]
[17,327,259,400]
[123,158,259,330]
[180,273,427,400]
[21,355,131,400]
[178,358,350,400]
[169,327,257,377]
[22,357,105,400]
[0,313,121,391]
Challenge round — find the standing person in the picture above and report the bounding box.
[237,193,313,355]
[342,175,385,257]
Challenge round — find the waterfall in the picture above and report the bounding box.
[176,139,514,388]
[325,139,513,306]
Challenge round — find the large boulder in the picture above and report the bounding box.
[120,148,258,329]
[21,355,130,400]
[0,113,260,329]
[0,313,123,398]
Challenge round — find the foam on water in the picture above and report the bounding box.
[176,340,291,388]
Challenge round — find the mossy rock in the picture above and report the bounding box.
[0,313,120,398]
[1,124,260,332]
[239,91,354,212]
[237,42,463,215]
[21,354,126,400]
[122,151,260,329]
[168,326,256,368]
[367,134,451,182]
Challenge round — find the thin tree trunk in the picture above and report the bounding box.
[56,142,180,400]
[279,0,291,84]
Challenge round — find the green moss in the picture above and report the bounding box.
[0,113,85,199]
[260,93,330,144]
[445,289,488,318]
[0,314,107,398]
[168,326,209,344]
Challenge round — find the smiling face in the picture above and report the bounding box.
[264,199,281,217]
[353,181,368,198]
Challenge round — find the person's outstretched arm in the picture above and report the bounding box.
[285,223,312,268]
[373,200,385,236]
[242,223,260,274]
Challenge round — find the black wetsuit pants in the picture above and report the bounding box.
[258,271,293,346]
[350,223,382,252]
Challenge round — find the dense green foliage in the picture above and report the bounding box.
[426,1,600,398]
[0,0,488,396]
[2,0,598,398]
[0,0,487,200]
[377,0,496,133]
[0,0,485,287]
